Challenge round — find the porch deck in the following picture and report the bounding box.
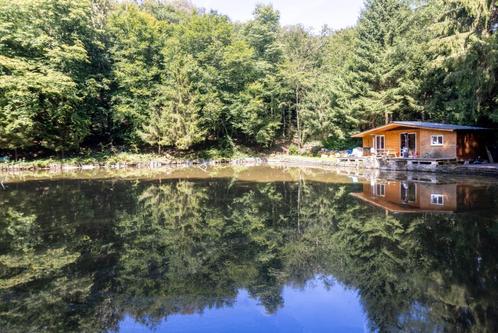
[334,156,498,175]
[338,156,458,163]
[384,157,458,166]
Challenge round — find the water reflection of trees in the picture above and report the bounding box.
[0,178,497,332]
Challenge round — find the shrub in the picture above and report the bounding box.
[288,145,299,156]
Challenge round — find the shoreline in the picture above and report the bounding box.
[2,154,498,177]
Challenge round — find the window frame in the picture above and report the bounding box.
[373,184,385,197]
[430,194,444,206]
[373,135,385,150]
[431,135,444,146]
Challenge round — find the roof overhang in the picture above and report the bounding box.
[350,193,453,214]
[353,123,459,138]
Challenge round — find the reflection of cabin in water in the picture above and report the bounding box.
[352,121,492,161]
[351,180,491,214]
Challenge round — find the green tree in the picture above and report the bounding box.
[106,2,168,146]
[347,0,412,129]
[0,0,110,156]
[140,53,218,150]
[162,12,242,147]
[229,5,285,146]
[138,9,254,150]
[280,25,325,146]
[417,0,498,124]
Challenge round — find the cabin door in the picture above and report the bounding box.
[400,133,416,157]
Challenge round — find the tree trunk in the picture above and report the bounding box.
[59,150,64,169]
[297,172,302,234]
[282,108,286,137]
[296,87,301,148]
[489,2,498,34]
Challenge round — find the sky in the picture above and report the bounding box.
[191,0,364,31]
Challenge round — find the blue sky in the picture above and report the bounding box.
[191,0,364,31]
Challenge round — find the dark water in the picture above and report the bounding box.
[1,166,497,333]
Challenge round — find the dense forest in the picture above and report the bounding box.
[1,0,498,157]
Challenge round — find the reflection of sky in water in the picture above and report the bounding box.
[118,278,368,333]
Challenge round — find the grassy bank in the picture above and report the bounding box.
[0,145,267,171]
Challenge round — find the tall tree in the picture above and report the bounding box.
[229,5,285,147]
[0,0,110,156]
[106,2,168,146]
[347,0,412,129]
[417,0,498,124]
[280,25,326,146]
[140,53,217,151]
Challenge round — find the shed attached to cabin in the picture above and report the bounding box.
[352,121,493,161]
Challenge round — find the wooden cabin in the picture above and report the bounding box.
[351,180,492,214]
[352,121,492,161]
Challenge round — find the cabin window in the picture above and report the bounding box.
[373,135,385,150]
[373,184,385,197]
[431,194,444,206]
[431,135,444,146]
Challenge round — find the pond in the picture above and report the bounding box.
[1,166,497,333]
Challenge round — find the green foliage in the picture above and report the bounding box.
[228,5,285,147]
[1,0,498,155]
[0,0,110,153]
[140,53,212,151]
[345,0,414,128]
[327,0,498,137]
[417,0,498,124]
[288,144,299,155]
[107,3,168,144]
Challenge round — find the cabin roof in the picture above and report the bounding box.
[352,121,488,138]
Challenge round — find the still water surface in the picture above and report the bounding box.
[1,166,497,333]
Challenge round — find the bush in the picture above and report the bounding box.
[288,145,299,156]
